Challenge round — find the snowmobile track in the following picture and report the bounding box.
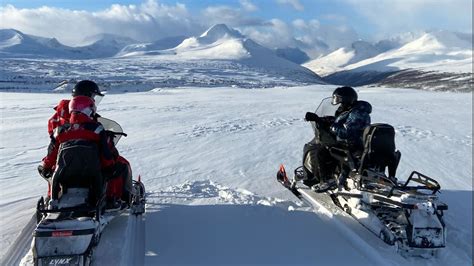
[293,188,394,265]
[1,214,36,265]
[120,213,146,265]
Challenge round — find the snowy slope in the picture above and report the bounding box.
[275,47,310,64]
[117,24,322,83]
[342,30,472,73]
[116,36,187,57]
[315,30,473,91]
[304,41,388,76]
[0,29,135,59]
[78,34,137,58]
[0,86,472,265]
[305,30,472,77]
[0,25,323,89]
[0,29,76,58]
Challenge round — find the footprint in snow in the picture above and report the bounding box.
[150,180,298,210]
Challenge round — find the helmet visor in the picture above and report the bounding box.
[332,95,342,105]
[92,93,104,106]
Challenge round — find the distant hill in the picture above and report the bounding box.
[118,24,324,84]
[0,29,135,59]
[275,47,310,64]
[304,30,473,91]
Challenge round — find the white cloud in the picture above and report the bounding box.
[344,0,472,36]
[0,1,201,46]
[242,18,358,58]
[276,0,304,11]
[201,5,264,27]
[240,0,258,12]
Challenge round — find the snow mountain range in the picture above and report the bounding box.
[0,25,472,91]
[0,24,323,89]
[0,29,137,59]
[305,30,473,91]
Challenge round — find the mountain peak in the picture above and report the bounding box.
[402,30,472,51]
[0,29,24,41]
[200,24,243,39]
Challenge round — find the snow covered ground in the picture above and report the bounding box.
[0,85,472,265]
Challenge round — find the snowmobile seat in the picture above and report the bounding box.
[51,140,105,207]
[358,124,401,178]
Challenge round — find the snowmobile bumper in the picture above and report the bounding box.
[33,219,98,266]
[36,254,87,266]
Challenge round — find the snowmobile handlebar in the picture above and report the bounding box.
[106,131,127,137]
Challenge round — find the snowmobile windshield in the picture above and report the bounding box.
[97,117,125,145]
[311,97,339,144]
[315,97,340,117]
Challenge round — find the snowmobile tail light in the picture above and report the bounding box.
[52,231,73,237]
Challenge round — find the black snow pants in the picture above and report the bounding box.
[51,140,104,205]
[302,138,337,187]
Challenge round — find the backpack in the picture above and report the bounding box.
[359,123,401,177]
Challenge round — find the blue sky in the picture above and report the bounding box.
[1,0,472,56]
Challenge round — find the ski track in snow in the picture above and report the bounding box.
[395,125,472,146]
[1,215,35,266]
[175,118,301,139]
[0,86,472,265]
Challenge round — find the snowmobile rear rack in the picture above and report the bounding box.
[397,171,441,194]
[334,191,448,211]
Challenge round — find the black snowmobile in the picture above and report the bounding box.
[32,117,145,266]
[277,97,448,257]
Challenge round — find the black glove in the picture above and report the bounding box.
[305,112,319,122]
[37,164,53,179]
[103,165,119,181]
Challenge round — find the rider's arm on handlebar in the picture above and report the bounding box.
[305,112,320,122]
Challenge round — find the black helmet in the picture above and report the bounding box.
[72,80,104,97]
[332,86,357,106]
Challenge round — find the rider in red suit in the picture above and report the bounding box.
[38,80,132,207]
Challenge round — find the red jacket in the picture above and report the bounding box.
[42,111,115,170]
[47,99,70,137]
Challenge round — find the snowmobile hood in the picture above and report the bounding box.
[353,100,372,114]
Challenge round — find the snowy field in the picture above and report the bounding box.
[0,85,472,265]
